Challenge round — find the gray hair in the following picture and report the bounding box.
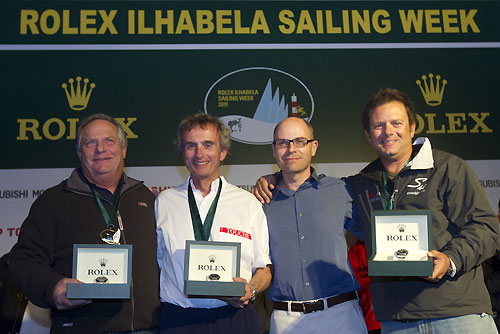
[76,114,127,151]
[175,113,231,152]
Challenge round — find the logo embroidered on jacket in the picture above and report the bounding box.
[137,201,148,207]
[367,192,381,203]
[406,178,428,195]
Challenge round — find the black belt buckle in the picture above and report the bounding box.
[302,300,323,313]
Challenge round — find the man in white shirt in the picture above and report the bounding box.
[155,113,272,334]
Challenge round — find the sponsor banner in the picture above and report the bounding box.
[0,1,499,169]
[2,161,499,256]
[0,168,72,256]
[468,160,500,216]
[2,1,498,44]
[2,51,499,167]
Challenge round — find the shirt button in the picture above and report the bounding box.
[298,213,303,217]
[305,282,310,287]
[303,260,307,263]
[300,236,305,240]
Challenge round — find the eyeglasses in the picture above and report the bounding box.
[273,137,315,148]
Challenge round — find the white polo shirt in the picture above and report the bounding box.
[155,176,271,309]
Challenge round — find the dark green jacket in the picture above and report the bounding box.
[345,138,499,320]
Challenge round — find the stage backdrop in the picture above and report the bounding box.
[1,1,500,256]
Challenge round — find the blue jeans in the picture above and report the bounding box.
[380,314,498,334]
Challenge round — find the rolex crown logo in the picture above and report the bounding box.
[61,76,96,111]
[416,73,447,107]
[99,258,108,267]
[397,224,406,233]
[208,255,216,263]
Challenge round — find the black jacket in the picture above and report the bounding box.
[346,138,499,320]
[0,253,27,334]
[9,169,160,333]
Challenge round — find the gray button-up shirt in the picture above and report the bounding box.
[264,169,361,301]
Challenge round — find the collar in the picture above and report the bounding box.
[360,137,434,181]
[407,137,434,170]
[76,168,125,202]
[184,175,226,196]
[66,168,133,196]
[274,167,321,198]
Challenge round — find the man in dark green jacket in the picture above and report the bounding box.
[345,88,499,333]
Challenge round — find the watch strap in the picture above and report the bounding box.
[249,283,258,302]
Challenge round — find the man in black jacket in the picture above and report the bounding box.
[9,114,160,334]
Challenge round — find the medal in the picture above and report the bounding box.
[87,178,123,245]
[100,228,121,245]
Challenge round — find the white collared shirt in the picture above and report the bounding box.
[155,176,271,308]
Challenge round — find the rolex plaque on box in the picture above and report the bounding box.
[368,210,433,276]
[67,244,132,299]
[184,240,245,297]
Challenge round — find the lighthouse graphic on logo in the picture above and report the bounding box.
[291,93,298,117]
[205,67,314,145]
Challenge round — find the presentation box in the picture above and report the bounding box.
[67,244,132,299]
[368,210,433,276]
[184,240,245,297]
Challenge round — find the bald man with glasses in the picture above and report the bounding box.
[261,117,367,334]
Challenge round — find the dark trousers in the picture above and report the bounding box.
[159,302,261,334]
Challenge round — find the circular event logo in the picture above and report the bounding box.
[204,67,314,145]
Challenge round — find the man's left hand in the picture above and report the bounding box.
[424,250,450,283]
[219,277,252,308]
[53,278,92,310]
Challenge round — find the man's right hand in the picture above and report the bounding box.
[252,174,277,204]
[53,278,92,311]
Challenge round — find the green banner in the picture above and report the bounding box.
[3,1,499,43]
[1,1,499,168]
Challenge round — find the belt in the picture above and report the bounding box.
[273,291,357,314]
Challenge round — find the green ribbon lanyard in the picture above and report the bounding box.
[90,185,121,230]
[187,178,222,241]
[380,158,411,211]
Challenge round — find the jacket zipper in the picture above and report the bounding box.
[67,181,141,330]
[390,189,399,210]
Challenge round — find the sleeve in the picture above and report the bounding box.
[439,157,500,274]
[343,183,363,240]
[8,197,65,309]
[250,200,272,272]
[155,195,167,271]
